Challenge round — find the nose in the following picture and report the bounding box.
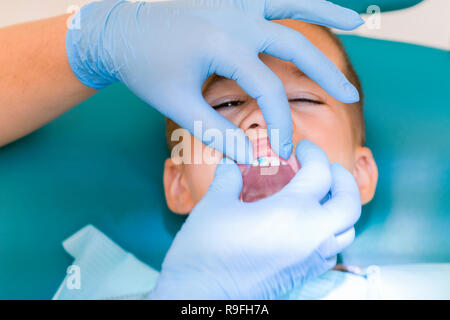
[239,101,268,132]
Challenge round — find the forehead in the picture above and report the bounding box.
[274,19,345,68]
[203,19,346,93]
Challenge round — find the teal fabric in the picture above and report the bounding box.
[0,36,449,299]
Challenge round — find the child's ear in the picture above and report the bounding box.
[163,158,194,214]
[352,147,378,205]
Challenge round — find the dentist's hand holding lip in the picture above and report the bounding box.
[66,0,364,163]
[150,140,361,299]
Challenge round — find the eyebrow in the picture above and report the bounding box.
[290,67,307,79]
[202,66,308,95]
[202,74,228,95]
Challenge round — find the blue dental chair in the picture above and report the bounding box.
[0,0,448,299]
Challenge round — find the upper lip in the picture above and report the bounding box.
[252,137,274,160]
[249,137,291,166]
[231,137,300,173]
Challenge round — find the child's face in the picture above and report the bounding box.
[163,20,378,214]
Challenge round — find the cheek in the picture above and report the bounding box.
[184,141,221,204]
[292,110,355,171]
[184,164,217,204]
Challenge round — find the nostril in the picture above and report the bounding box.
[249,123,259,129]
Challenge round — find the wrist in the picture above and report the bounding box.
[65,0,125,89]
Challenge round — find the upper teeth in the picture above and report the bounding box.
[252,156,285,167]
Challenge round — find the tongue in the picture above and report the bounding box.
[238,162,299,202]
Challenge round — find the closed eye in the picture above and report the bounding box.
[212,100,245,109]
[212,98,323,110]
[289,98,323,105]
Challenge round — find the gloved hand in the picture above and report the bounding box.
[149,140,361,299]
[66,0,363,162]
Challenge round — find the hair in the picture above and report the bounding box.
[165,25,365,152]
[321,26,365,146]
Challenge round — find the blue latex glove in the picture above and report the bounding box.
[66,0,363,162]
[149,140,361,299]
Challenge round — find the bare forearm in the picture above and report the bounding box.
[0,14,96,147]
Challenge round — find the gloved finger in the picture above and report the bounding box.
[283,140,331,201]
[297,251,337,283]
[322,163,362,235]
[263,0,364,30]
[261,21,359,103]
[316,227,355,259]
[165,91,253,164]
[215,54,293,160]
[206,157,243,200]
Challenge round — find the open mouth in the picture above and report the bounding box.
[237,137,300,202]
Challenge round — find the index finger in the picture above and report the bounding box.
[263,0,364,30]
